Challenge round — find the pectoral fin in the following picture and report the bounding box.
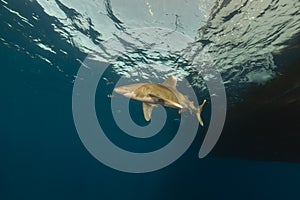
[164,98,183,109]
[142,103,156,121]
[148,94,183,109]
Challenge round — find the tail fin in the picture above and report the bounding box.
[196,99,206,126]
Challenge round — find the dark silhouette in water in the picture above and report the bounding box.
[213,47,300,163]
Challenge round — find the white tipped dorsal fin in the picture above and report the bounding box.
[142,102,156,121]
[162,76,177,89]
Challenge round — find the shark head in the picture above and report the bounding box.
[114,83,145,99]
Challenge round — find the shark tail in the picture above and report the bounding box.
[196,99,206,126]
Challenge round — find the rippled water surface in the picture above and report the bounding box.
[1,0,299,92]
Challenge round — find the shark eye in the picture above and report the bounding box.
[157,99,164,104]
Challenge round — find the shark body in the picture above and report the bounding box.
[113,76,206,126]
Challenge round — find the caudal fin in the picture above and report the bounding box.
[196,99,206,126]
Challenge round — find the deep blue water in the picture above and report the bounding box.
[1,0,300,199]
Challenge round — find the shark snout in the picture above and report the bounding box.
[114,87,135,98]
[113,87,126,94]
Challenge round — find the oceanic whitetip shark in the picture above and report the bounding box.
[113,76,207,126]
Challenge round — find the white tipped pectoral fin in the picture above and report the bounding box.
[174,102,183,109]
[164,99,183,109]
[148,94,183,109]
[142,103,156,121]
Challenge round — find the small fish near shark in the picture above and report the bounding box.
[113,76,207,126]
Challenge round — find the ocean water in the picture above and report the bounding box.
[1,0,300,199]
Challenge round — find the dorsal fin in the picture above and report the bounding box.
[162,76,177,89]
